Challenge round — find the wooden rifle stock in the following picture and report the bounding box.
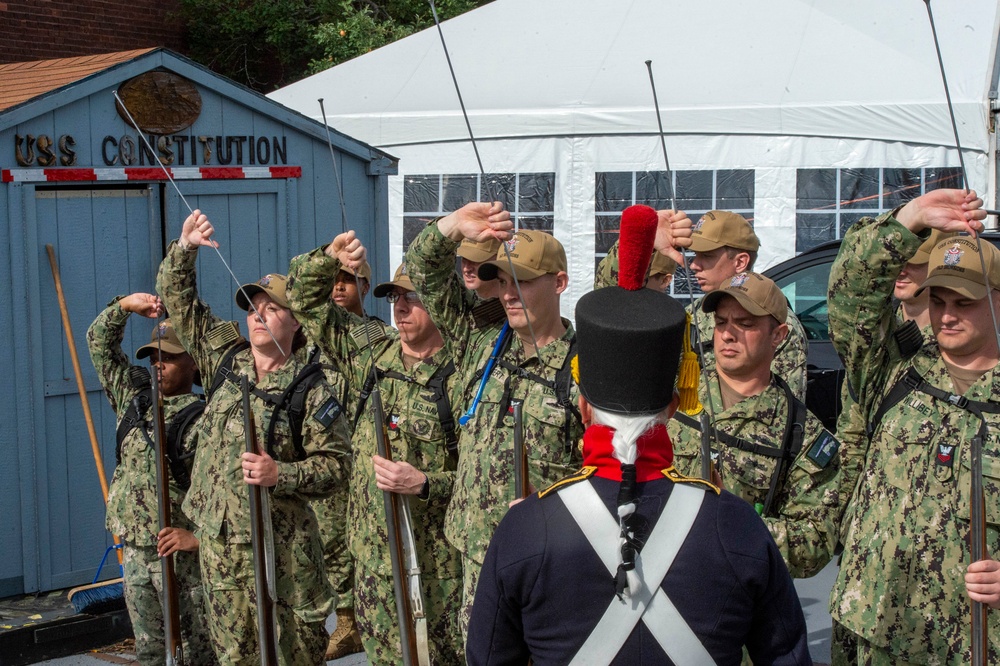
[511,401,530,499]
[372,386,424,665]
[970,435,988,665]
[150,368,183,665]
[240,376,278,666]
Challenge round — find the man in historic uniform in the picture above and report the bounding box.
[87,297,213,664]
[467,205,809,665]
[157,210,352,665]
[667,271,841,578]
[288,247,464,665]
[828,188,1000,664]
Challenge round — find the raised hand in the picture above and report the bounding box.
[119,293,164,319]
[437,201,513,243]
[179,209,218,250]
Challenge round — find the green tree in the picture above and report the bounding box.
[177,0,490,91]
[308,0,487,75]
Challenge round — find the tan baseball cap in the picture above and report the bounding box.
[917,237,1000,300]
[649,251,677,277]
[373,263,416,297]
[235,273,290,311]
[339,261,372,281]
[456,237,502,264]
[702,271,788,324]
[910,229,957,265]
[477,230,568,281]
[689,210,760,253]
[135,319,187,360]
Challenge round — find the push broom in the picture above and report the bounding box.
[47,244,126,613]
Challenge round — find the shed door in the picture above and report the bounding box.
[34,185,161,591]
[164,179,291,325]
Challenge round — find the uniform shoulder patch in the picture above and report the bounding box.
[350,318,386,349]
[312,396,343,429]
[662,466,721,495]
[805,430,840,469]
[471,297,506,329]
[537,466,597,499]
[206,321,242,351]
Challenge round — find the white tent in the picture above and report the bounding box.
[271,0,1000,313]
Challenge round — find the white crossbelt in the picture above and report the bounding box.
[560,480,715,666]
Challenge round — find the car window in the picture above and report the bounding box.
[773,261,832,341]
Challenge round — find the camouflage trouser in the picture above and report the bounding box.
[312,488,354,608]
[830,620,859,666]
[199,528,335,666]
[458,554,482,642]
[354,561,464,666]
[121,541,214,666]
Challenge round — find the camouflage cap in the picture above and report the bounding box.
[477,230,568,281]
[917,236,1000,300]
[649,251,677,277]
[456,237,502,264]
[702,271,788,324]
[910,229,957,265]
[339,260,372,281]
[373,263,416,297]
[135,318,187,360]
[689,210,760,253]
[235,273,290,311]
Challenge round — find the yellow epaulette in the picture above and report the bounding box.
[206,321,242,351]
[537,466,597,499]
[661,466,721,495]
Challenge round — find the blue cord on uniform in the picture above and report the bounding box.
[459,322,510,426]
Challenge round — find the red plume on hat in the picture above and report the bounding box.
[618,205,658,291]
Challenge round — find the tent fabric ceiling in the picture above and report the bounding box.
[271,0,999,153]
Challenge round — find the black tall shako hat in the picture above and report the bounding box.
[575,205,687,414]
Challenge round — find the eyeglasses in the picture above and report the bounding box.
[386,291,421,304]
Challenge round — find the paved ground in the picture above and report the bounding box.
[29,560,838,665]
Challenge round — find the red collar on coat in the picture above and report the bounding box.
[582,423,673,482]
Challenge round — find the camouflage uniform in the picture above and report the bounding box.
[595,240,809,400]
[668,374,841,577]
[307,361,355,612]
[827,212,1000,664]
[287,247,464,665]
[156,241,352,666]
[830,316,934,666]
[87,299,214,666]
[405,223,585,635]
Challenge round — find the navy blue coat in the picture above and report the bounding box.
[467,474,811,665]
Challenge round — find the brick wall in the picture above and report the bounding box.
[0,0,186,63]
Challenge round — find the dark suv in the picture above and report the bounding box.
[763,234,1000,432]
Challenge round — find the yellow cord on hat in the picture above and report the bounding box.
[678,313,702,414]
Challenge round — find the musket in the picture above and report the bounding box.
[645,59,719,482]
[922,2,996,661]
[147,362,184,666]
[317,98,429,666]
[240,375,278,665]
[372,386,428,665]
[511,400,530,499]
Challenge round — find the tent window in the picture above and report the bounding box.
[403,172,556,249]
[594,169,754,300]
[795,167,962,252]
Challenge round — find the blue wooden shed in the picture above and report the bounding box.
[0,48,397,597]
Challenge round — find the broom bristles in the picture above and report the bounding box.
[68,578,125,614]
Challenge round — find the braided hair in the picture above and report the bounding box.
[590,406,668,600]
